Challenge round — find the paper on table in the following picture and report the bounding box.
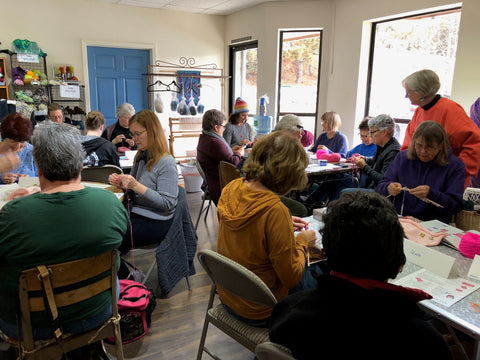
[392,268,480,307]
[420,219,465,250]
[305,163,342,173]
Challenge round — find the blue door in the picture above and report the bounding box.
[87,46,149,126]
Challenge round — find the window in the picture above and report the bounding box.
[277,30,322,136]
[229,41,258,116]
[365,8,461,141]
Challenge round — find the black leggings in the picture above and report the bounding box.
[119,213,173,254]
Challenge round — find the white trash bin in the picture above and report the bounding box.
[180,163,203,193]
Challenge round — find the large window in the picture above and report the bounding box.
[277,30,322,136]
[366,8,461,141]
[229,41,258,116]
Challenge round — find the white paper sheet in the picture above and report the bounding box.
[392,269,480,307]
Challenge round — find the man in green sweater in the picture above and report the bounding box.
[0,122,128,340]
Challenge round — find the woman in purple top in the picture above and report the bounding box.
[310,111,348,158]
[377,121,465,223]
[196,109,244,205]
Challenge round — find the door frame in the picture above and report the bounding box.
[81,40,156,112]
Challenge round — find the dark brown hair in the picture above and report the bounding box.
[0,112,32,141]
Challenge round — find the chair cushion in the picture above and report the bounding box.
[209,305,269,345]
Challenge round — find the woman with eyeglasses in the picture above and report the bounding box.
[196,109,244,205]
[377,121,464,222]
[401,69,480,188]
[108,109,178,253]
[346,117,376,158]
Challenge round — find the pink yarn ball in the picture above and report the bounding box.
[459,232,480,259]
[316,149,328,159]
[318,153,341,162]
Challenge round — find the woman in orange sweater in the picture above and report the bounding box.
[401,69,480,187]
[216,131,318,325]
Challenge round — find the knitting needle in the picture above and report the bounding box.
[307,251,310,267]
[394,186,444,208]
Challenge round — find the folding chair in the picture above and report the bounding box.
[255,341,296,360]
[81,164,123,184]
[196,249,277,360]
[14,250,123,360]
[195,161,213,229]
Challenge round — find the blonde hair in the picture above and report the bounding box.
[402,69,441,98]
[321,111,341,131]
[243,131,309,195]
[129,110,170,171]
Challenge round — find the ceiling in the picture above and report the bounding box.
[97,0,302,15]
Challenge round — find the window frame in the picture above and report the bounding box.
[228,41,258,116]
[364,7,462,125]
[276,29,323,137]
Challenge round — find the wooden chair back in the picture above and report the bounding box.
[219,161,241,190]
[17,250,123,359]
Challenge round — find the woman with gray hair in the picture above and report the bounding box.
[0,122,128,340]
[401,69,480,187]
[196,109,244,205]
[101,102,137,151]
[352,114,401,190]
[377,121,465,223]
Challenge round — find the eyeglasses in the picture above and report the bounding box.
[369,129,381,135]
[359,134,372,139]
[414,142,438,152]
[217,123,226,128]
[130,129,147,138]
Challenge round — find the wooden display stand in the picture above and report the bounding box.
[168,117,202,160]
[0,57,9,100]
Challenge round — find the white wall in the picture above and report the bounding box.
[226,0,479,145]
[2,0,479,146]
[225,1,334,122]
[1,0,225,110]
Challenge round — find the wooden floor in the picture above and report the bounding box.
[105,190,255,360]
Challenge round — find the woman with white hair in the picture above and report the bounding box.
[401,69,480,187]
[101,102,137,150]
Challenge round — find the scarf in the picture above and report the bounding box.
[202,129,233,155]
[330,270,432,303]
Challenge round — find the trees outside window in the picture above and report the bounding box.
[278,30,322,136]
[366,8,461,142]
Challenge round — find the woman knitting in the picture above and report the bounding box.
[377,121,464,223]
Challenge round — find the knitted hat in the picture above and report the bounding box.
[233,97,249,114]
